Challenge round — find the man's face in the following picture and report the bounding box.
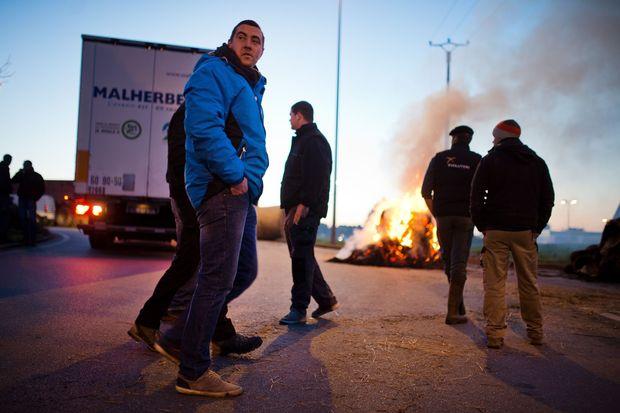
[289,111,302,130]
[228,24,264,68]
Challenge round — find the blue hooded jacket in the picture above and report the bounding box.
[184,52,268,208]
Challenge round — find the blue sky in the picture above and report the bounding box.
[1,0,618,231]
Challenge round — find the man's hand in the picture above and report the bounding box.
[293,204,309,225]
[230,177,248,195]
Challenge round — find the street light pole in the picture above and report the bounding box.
[560,199,578,230]
[331,0,342,245]
[428,38,469,149]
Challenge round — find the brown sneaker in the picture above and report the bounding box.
[127,323,158,351]
[175,370,243,397]
[311,302,340,319]
[153,336,181,365]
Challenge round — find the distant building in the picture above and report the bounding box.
[538,227,601,246]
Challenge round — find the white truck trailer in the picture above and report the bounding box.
[74,35,209,248]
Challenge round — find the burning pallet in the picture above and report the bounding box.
[331,192,441,269]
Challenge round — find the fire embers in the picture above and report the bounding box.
[332,192,441,268]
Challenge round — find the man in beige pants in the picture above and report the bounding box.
[470,119,554,349]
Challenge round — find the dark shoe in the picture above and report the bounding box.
[487,337,504,349]
[127,323,158,351]
[175,370,243,398]
[311,302,340,319]
[212,334,263,356]
[445,281,468,325]
[153,335,181,365]
[279,309,307,325]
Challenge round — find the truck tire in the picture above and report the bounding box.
[89,234,113,249]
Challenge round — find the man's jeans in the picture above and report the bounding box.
[284,210,336,312]
[164,190,258,380]
[482,230,542,341]
[436,216,474,284]
[18,198,36,245]
[136,190,237,340]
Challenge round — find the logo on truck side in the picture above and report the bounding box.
[122,120,142,140]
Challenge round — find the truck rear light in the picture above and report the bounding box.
[92,205,104,216]
[75,204,90,215]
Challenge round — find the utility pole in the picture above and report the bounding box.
[331,0,342,245]
[428,38,469,149]
[560,199,578,230]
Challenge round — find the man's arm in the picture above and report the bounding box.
[421,157,436,216]
[470,159,488,233]
[184,65,245,186]
[535,159,555,234]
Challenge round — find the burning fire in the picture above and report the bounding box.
[333,190,441,268]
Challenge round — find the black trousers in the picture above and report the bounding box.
[135,189,236,341]
[284,209,337,312]
[435,216,474,284]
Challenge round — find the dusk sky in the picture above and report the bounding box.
[1,0,618,231]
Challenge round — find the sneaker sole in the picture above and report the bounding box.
[175,385,243,398]
[127,329,155,352]
[153,342,180,365]
[312,303,341,319]
[279,319,307,325]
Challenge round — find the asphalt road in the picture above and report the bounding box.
[0,228,172,298]
[1,231,619,412]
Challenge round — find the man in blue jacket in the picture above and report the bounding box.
[154,20,268,398]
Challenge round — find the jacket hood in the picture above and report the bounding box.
[194,44,265,88]
[489,138,538,164]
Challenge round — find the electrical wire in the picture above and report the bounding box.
[450,0,480,38]
[430,0,459,41]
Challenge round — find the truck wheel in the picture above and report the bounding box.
[89,234,113,249]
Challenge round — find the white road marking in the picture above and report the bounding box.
[600,312,620,322]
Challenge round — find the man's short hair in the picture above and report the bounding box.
[23,160,32,168]
[2,154,11,162]
[229,20,265,45]
[291,101,314,122]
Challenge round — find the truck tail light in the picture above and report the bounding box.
[75,204,90,215]
[92,205,104,216]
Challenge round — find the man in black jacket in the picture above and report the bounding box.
[471,119,554,349]
[422,126,481,325]
[279,101,338,324]
[0,154,12,242]
[128,103,262,357]
[12,160,44,246]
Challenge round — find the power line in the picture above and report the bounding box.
[465,0,508,40]
[430,0,459,41]
[450,0,480,38]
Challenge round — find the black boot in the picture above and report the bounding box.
[445,280,468,325]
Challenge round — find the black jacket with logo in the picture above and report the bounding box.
[421,143,481,217]
[280,123,332,218]
[470,138,554,233]
[12,167,45,201]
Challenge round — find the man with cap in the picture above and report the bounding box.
[422,125,481,324]
[470,119,554,349]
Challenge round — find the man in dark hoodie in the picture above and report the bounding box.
[422,126,481,325]
[279,101,338,325]
[12,160,45,246]
[0,154,13,242]
[470,119,554,349]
